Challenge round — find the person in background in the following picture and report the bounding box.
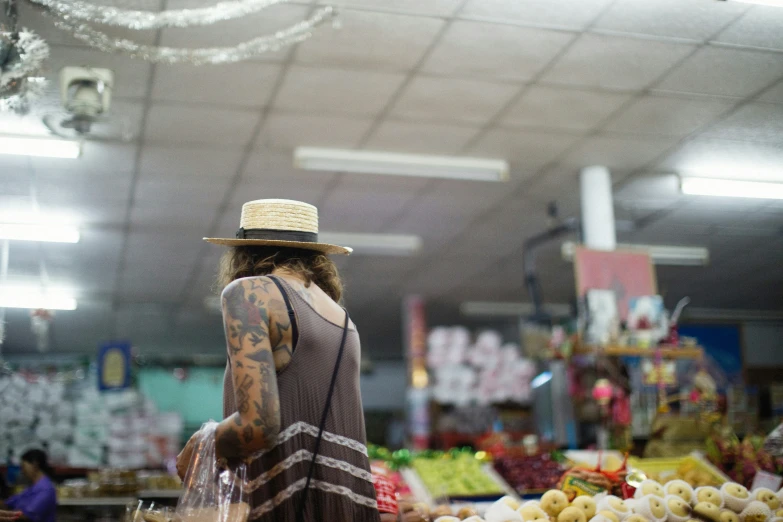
[0,450,57,522]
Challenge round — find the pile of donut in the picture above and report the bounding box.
[428,480,783,522]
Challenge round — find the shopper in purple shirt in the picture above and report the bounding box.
[0,450,56,522]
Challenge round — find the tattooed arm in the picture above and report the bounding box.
[215,277,282,461]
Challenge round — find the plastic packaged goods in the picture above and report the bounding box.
[176,422,249,522]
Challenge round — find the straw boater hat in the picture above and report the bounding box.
[203,199,352,255]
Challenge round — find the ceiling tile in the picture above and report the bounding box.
[257,112,373,150]
[327,0,463,16]
[139,146,244,180]
[133,177,231,208]
[151,62,281,107]
[656,46,783,97]
[130,200,219,232]
[604,95,736,137]
[541,33,695,91]
[274,66,406,117]
[144,104,259,146]
[713,5,783,50]
[702,102,783,144]
[659,138,783,182]
[389,76,518,125]
[160,2,312,62]
[318,175,431,232]
[758,79,783,104]
[421,21,573,82]
[28,142,137,174]
[48,46,153,99]
[295,9,444,71]
[363,120,479,154]
[123,231,203,268]
[560,134,677,172]
[34,169,132,209]
[594,0,748,41]
[467,129,581,177]
[242,150,338,183]
[500,86,631,132]
[460,0,614,30]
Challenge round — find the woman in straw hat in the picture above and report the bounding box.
[176,199,384,522]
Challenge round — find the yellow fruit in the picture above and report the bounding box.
[638,480,665,499]
[518,504,549,522]
[666,481,695,503]
[697,488,724,508]
[500,496,521,511]
[599,511,620,522]
[667,495,693,520]
[693,502,722,522]
[572,496,597,520]
[755,490,781,511]
[625,516,647,522]
[541,491,570,518]
[458,507,480,519]
[721,510,740,522]
[558,507,587,522]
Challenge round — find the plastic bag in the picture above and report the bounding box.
[176,422,250,522]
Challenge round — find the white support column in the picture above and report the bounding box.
[580,165,616,251]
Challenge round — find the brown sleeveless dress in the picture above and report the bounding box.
[223,277,381,522]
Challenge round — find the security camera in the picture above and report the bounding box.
[59,66,114,125]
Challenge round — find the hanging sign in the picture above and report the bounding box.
[98,341,132,391]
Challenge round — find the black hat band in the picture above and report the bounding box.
[235,228,319,243]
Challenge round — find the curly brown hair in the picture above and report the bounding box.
[216,246,344,303]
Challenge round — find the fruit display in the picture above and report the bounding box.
[412,453,506,499]
[494,453,568,494]
[706,433,783,489]
[628,456,726,489]
[426,483,783,522]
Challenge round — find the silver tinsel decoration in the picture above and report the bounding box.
[50,6,336,65]
[25,0,291,30]
[27,0,338,65]
[0,28,49,113]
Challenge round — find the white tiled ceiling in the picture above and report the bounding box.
[151,62,282,107]
[295,10,444,71]
[655,46,783,97]
[460,0,614,30]
[603,95,735,137]
[541,34,696,91]
[593,0,748,41]
[421,22,573,82]
[2,0,783,356]
[500,86,632,132]
[389,76,519,125]
[274,66,406,116]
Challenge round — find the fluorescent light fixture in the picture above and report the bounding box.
[319,232,422,256]
[0,135,81,159]
[0,223,80,243]
[531,371,553,389]
[0,286,77,310]
[724,0,783,6]
[561,241,709,266]
[681,177,783,200]
[460,301,572,318]
[294,147,509,182]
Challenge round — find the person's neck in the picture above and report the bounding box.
[29,471,44,484]
[271,268,306,284]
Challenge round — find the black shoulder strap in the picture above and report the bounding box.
[268,276,299,353]
[296,309,350,522]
